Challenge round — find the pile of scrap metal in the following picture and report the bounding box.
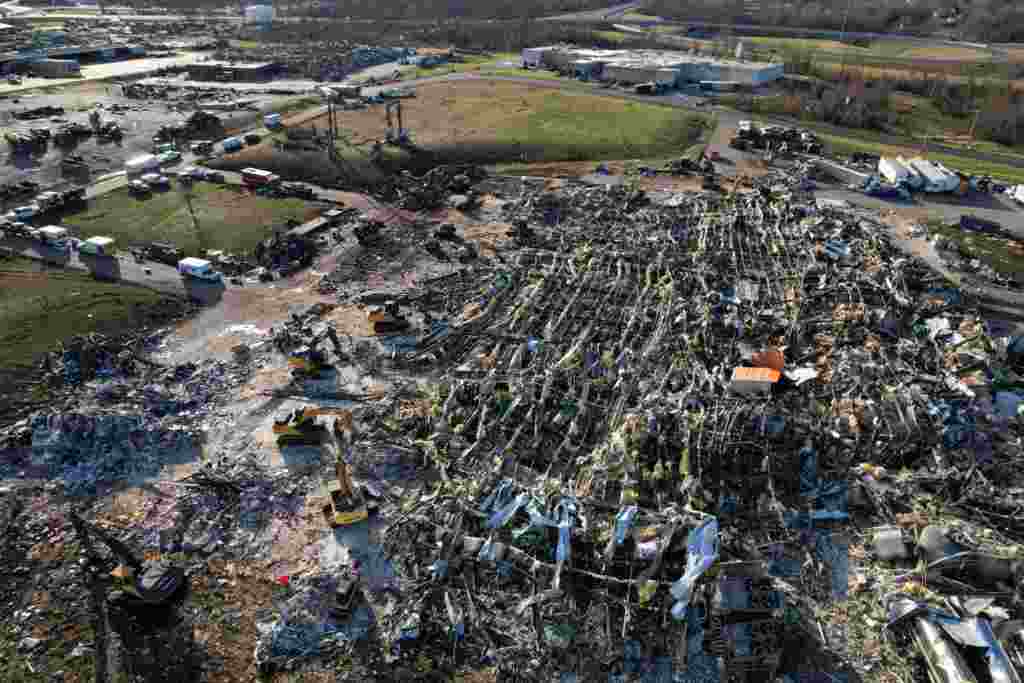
[54,122,93,145]
[333,178,1024,681]
[873,523,1024,683]
[96,121,124,140]
[13,105,64,121]
[139,241,184,267]
[665,155,713,175]
[353,218,385,247]
[390,164,487,212]
[5,128,50,151]
[153,111,223,144]
[731,122,821,154]
[0,179,39,200]
[254,230,318,274]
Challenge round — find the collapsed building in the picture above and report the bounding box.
[3,159,1024,683]
[522,46,784,89]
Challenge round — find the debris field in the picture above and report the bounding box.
[2,172,1024,683]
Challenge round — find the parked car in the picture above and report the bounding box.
[206,171,225,183]
[244,133,262,145]
[128,180,151,195]
[178,166,206,180]
[157,150,182,164]
[141,173,169,187]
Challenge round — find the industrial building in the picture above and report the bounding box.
[187,61,279,82]
[26,58,81,77]
[521,46,784,88]
[878,156,962,193]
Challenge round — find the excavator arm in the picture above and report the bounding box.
[69,511,142,572]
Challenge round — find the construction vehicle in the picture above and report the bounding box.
[366,300,410,335]
[384,100,411,147]
[322,449,369,527]
[288,343,331,378]
[273,405,353,446]
[68,510,187,607]
[273,406,331,446]
[287,327,343,378]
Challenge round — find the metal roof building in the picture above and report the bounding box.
[523,46,783,87]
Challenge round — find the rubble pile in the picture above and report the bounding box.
[24,412,199,496]
[335,184,1024,680]
[383,164,488,212]
[6,169,1024,682]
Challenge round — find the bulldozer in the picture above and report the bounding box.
[366,300,410,335]
[68,511,187,608]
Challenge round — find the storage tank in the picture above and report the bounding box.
[244,4,275,26]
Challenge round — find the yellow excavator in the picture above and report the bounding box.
[322,410,369,526]
[273,405,351,446]
[322,456,369,527]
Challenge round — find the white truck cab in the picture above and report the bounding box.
[177,257,223,282]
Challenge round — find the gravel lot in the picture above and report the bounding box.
[0,78,308,208]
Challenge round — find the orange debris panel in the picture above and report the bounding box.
[751,348,785,372]
[732,367,782,384]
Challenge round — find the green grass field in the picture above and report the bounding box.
[0,257,167,372]
[622,10,663,21]
[595,30,629,44]
[928,222,1024,279]
[62,184,319,258]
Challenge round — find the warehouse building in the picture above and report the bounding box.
[521,46,784,88]
[187,61,279,82]
[27,58,81,78]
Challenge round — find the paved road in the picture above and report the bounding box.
[0,233,184,294]
[539,1,644,22]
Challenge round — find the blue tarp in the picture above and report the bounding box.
[669,518,719,621]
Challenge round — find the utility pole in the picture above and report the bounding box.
[967,108,981,148]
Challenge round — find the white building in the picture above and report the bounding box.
[520,46,784,87]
